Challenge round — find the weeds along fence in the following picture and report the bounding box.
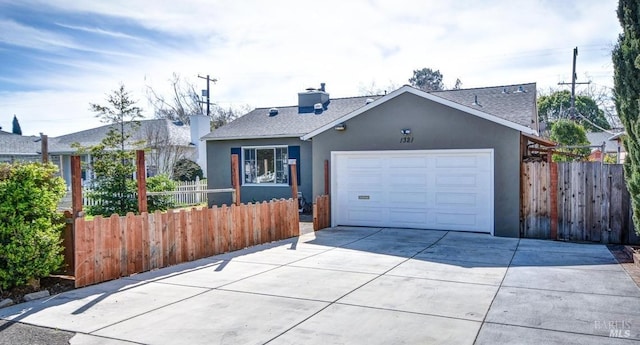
[82,179,209,207]
[74,198,299,288]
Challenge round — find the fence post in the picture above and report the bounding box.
[136,150,147,213]
[550,162,558,240]
[40,133,48,163]
[289,159,298,199]
[62,210,74,274]
[195,176,201,204]
[324,160,330,195]
[231,154,241,206]
[71,155,83,218]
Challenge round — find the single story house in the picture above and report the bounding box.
[0,116,210,188]
[204,83,539,237]
[0,130,42,163]
[49,116,210,187]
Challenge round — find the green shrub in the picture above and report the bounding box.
[147,174,177,212]
[173,158,203,181]
[0,163,66,290]
[549,120,590,162]
[86,177,138,217]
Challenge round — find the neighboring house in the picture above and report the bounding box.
[0,116,211,189]
[0,132,42,163]
[204,83,540,237]
[49,116,210,187]
[586,131,626,163]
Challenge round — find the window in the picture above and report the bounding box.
[243,146,288,184]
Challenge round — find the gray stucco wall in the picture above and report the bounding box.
[206,137,312,206]
[311,92,522,238]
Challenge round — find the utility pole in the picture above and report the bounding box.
[197,74,217,116]
[558,47,590,119]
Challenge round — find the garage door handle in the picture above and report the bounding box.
[358,195,370,200]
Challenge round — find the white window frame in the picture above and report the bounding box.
[241,145,289,186]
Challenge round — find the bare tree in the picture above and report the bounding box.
[358,80,400,96]
[581,80,621,129]
[210,104,251,130]
[142,123,193,178]
[146,72,246,129]
[146,73,204,125]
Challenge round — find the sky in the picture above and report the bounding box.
[0,0,622,136]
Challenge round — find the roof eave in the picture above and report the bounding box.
[302,86,536,140]
[205,134,305,141]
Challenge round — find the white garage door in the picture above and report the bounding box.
[332,149,494,233]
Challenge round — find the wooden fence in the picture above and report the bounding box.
[313,195,330,231]
[522,161,639,244]
[74,198,299,288]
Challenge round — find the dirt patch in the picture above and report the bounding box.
[1,275,75,305]
[608,245,640,288]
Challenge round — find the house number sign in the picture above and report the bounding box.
[400,136,414,143]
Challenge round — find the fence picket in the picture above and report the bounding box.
[81,179,209,208]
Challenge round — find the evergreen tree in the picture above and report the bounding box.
[408,68,444,91]
[613,0,640,233]
[12,115,22,135]
[79,84,144,216]
[172,158,204,181]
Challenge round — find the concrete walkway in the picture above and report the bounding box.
[1,227,639,344]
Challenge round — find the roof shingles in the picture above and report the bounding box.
[204,83,537,140]
[49,119,192,153]
[206,96,380,140]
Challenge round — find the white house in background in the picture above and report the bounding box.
[0,115,211,186]
[45,116,209,187]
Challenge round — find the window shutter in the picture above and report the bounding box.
[288,145,301,186]
[230,147,242,185]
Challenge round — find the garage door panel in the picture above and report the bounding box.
[345,208,385,224]
[347,158,382,169]
[346,173,384,186]
[435,174,478,188]
[333,150,493,234]
[390,173,429,187]
[389,191,428,204]
[389,156,429,168]
[435,192,477,207]
[434,212,478,227]
[389,209,428,224]
[435,155,480,168]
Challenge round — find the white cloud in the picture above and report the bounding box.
[1,0,622,136]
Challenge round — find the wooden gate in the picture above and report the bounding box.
[521,161,638,244]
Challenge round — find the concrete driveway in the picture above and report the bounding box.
[1,227,639,344]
